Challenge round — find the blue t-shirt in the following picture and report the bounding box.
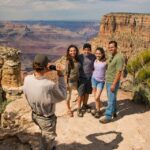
[78,53,96,79]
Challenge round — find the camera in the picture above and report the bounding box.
[49,65,56,71]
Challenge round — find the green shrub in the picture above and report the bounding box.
[127,49,150,105]
[127,50,150,75]
[136,66,150,83]
[140,50,150,65]
[133,84,150,105]
[127,57,141,75]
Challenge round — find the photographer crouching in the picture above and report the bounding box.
[23,54,67,150]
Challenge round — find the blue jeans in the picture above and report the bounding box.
[105,82,120,120]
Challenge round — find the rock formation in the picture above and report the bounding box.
[0,46,22,100]
[90,13,150,58]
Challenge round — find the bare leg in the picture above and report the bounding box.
[66,87,72,111]
[82,94,91,113]
[77,95,84,117]
[95,89,102,111]
[93,89,103,118]
[77,95,84,109]
[92,88,97,99]
[83,94,89,105]
[66,87,73,117]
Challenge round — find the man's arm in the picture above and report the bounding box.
[110,71,122,92]
[51,70,67,103]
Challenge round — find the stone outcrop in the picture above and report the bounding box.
[91,13,150,58]
[0,46,22,100]
[0,96,41,150]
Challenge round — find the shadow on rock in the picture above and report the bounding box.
[116,99,150,120]
[90,99,150,122]
[57,131,123,150]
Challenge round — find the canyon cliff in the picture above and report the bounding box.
[91,13,150,58]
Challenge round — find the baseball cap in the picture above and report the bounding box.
[33,54,49,68]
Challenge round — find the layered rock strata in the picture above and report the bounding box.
[0,46,22,100]
[91,13,150,58]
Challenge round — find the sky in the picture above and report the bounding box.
[0,0,149,21]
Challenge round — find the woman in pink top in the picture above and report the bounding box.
[91,47,107,118]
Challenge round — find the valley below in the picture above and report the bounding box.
[0,20,99,71]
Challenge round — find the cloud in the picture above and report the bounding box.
[0,0,83,10]
[32,0,79,11]
[0,0,149,20]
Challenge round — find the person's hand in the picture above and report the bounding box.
[56,64,64,77]
[56,63,63,71]
[110,84,115,92]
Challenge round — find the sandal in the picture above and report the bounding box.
[94,111,101,118]
[81,104,91,113]
[91,109,96,116]
[77,109,83,117]
[67,110,73,117]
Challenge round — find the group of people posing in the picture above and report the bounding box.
[23,40,124,150]
[65,41,124,122]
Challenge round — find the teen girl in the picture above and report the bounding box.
[91,47,107,118]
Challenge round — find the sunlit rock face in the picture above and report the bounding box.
[0,46,22,100]
[90,13,150,57]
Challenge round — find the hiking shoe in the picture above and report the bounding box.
[91,109,101,118]
[113,113,117,118]
[99,116,112,124]
[82,104,91,113]
[94,111,101,119]
[67,110,73,117]
[91,109,96,116]
[51,146,56,150]
[77,109,83,117]
[81,105,86,113]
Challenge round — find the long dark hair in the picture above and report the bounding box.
[66,45,79,69]
[96,47,106,61]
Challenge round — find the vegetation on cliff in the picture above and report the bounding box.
[127,50,150,104]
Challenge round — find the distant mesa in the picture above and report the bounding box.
[90,12,150,58]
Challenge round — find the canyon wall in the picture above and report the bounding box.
[91,13,150,58]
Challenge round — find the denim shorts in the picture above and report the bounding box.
[91,77,105,90]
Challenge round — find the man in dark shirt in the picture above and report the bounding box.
[77,43,96,117]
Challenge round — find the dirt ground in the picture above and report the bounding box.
[55,89,150,150]
[1,88,150,150]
